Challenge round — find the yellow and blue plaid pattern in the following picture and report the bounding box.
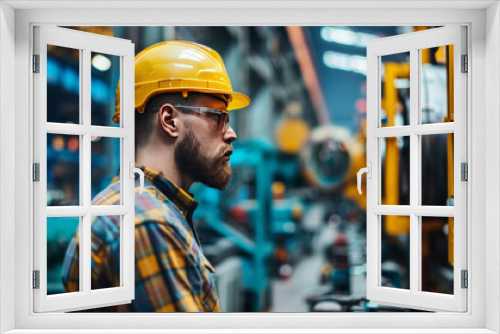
[62,166,220,312]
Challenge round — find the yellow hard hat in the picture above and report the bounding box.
[113,41,250,123]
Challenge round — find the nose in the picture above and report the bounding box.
[223,124,237,144]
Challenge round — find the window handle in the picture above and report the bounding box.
[357,162,371,195]
[130,163,144,194]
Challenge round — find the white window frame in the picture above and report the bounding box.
[365,26,467,312]
[1,1,499,333]
[32,25,136,313]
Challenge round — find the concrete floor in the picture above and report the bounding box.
[272,222,336,312]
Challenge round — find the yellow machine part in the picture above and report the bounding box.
[383,63,410,235]
[272,181,286,200]
[275,118,310,154]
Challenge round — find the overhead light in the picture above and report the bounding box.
[323,51,367,75]
[92,54,112,71]
[320,27,379,48]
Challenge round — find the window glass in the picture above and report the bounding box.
[47,134,80,206]
[91,136,121,203]
[380,52,410,127]
[91,52,121,127]
[421,216,454,294]
[47,217,80,295]
[381,136,410,205]
[420,45,453,124]
[47,45,80,124]
[91,215,121,290]
[421,133,454,206]
[381,215,410,289]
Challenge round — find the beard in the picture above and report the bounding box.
[174,130,232,189]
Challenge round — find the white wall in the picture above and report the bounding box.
[485,2,500,333]
[0,1,16,333]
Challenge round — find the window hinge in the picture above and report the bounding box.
[461,54,468,73]
[33,163,40,182]
[461,270,468,289]
[461,163,468,181]
[33,54,40,73]
[33,270,40,289]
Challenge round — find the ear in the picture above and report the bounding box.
[158,104,179,138]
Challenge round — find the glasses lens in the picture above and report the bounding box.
[176,106,229,132]
[222,113,229,132]
[215,113,223,131]
[214,112,229,132]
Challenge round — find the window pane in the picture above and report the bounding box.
[47,217,80,295]
[381,215,410,289]
[421,133,454,206]
[380,52,410,127]
[91,52,121,127]
[47,134,80,206]
[421,216,454,294]
[91,136,121,203]
[91,215,121,290]
[47,45,80,124]
[420,45,453,124]
[381,136,410,205]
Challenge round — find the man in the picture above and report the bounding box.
[62,41,250,312]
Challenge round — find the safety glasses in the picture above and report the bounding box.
[173,105,230,133]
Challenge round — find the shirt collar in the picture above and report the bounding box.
[120,165,206,257]
[135,165,198,221]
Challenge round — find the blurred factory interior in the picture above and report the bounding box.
[46,26,454,312]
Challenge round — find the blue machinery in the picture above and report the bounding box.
[193,140,276,312]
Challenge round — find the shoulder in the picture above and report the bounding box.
[91,179,184,227]
[90,180,191,247]
[92,180,121,206]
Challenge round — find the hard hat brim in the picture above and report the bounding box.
[135,87,251,112]
[226,91,251,111]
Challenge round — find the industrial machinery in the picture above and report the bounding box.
[192,140,276,312]
[193,121,366,310]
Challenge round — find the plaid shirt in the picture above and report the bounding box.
[62,166,220,312]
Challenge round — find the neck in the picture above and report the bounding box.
[135,144,193,192]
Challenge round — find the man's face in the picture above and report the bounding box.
[174,95,237,189]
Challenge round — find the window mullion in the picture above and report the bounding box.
[409,47,419,295]
[77,48,85,292]
[89,205,129,216]
[47,123,88,135]
[82,47,92,294]
[47,206,91,217]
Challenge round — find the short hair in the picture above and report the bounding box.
[135,92,226,149]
